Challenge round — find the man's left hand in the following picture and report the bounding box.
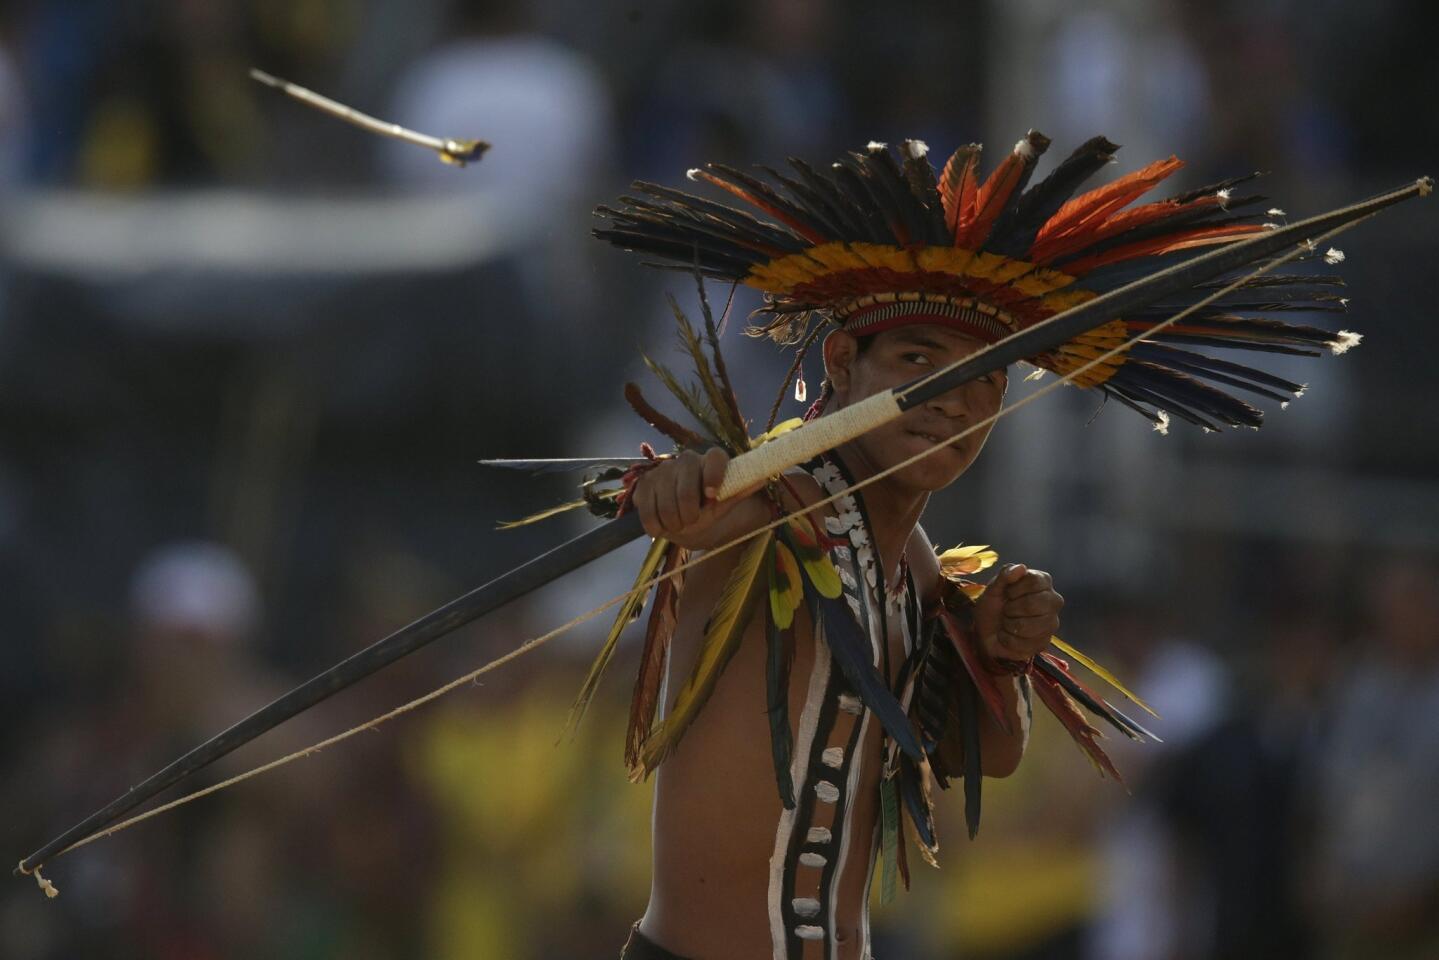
[972,564,1063,669]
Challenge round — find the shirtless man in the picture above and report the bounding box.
[622,323,1064,960]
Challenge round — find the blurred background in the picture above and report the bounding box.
[1,0,1436,958]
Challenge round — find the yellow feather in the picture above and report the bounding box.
[754,417,804,446]
[981,257,1036,284]
[808,243,870,271]
[565,537,671,734]
[769,540,803,630]
[960,250,1011,280]
[1039,288,1099,312]
[497,496,606,530]
[913,245,977,275]
[958,581,986,601]
[849,243,914,272]
[1011,266,1079,296]
[1049,636,1159,718]
[937,543,999,577]
[637,530,774,772]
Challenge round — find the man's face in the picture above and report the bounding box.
[826,324,1007,492]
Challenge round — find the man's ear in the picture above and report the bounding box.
[823,329,859,396]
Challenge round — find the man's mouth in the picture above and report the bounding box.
[909,429,957,446]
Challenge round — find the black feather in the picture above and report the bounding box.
[705,162,833,242]
[1120,361,1265,427]
[755,163,847,239]
[599,202,799,259]
[1100,384,1169,428]
[1167,171,1263,206]
[479,457,644,474]
[592,227,761,274]
[1127,342,1306,393]
[1124,347,1295,404]
[1105,378,1225,431]
[1033,656,1160,742]
[629,180,806,249]
[899,141,951,244]
[787,156,874,238]
[827,157,893,244]
[977,130,1052,254]
[765,607,796,809]
[803,587,924,763]
[987,135,1119,258]
[898,754,936,848]
[836,152,910,245]
[862,143,929,247]
[957,669,982,839]
[1143,333,1323,356]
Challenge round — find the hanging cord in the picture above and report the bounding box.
[765,320,828,432]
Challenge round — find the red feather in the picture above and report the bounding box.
[938,608,1012,735]
[625,544,688,770]
[1030,669,1125,784]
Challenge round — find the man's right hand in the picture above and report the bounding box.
[633,448,750,548]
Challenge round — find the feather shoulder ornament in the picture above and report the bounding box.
[912,546,1161,840]
[493,280,847,792]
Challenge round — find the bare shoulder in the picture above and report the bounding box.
[779,467,826,511]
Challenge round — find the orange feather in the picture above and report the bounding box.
[938,145,981,239]
[1033,194,1224,264]
[1035,156,1185,248]
[1060,223,1266,275]
[954,143,1029,249]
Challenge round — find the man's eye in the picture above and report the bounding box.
[902,352,933,366]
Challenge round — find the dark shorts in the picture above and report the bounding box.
[620,922,691,960]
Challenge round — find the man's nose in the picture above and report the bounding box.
[925,387,969,420]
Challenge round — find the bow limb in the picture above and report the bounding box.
[17,177,1430,881]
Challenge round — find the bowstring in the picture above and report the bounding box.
[29,215,1368,873]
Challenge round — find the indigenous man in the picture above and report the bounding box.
[625,324,1059,959]
[588,133,1354,959]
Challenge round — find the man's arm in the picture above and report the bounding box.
[631,448,771,550]
[908,526,1061,779]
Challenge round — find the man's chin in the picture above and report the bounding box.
[891,451,970,491]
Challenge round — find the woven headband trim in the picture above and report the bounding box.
[839,298,1016,343]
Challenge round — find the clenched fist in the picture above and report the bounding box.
[972,563,1063,669]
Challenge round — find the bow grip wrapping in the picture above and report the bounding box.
[715,391,903,500]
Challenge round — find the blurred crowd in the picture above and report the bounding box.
[1,1,1437,958]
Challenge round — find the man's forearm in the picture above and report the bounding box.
[977,673,1030,778]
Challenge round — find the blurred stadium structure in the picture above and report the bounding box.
[1,1,1436,958]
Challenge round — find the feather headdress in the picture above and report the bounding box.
[595,133,1358,432]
